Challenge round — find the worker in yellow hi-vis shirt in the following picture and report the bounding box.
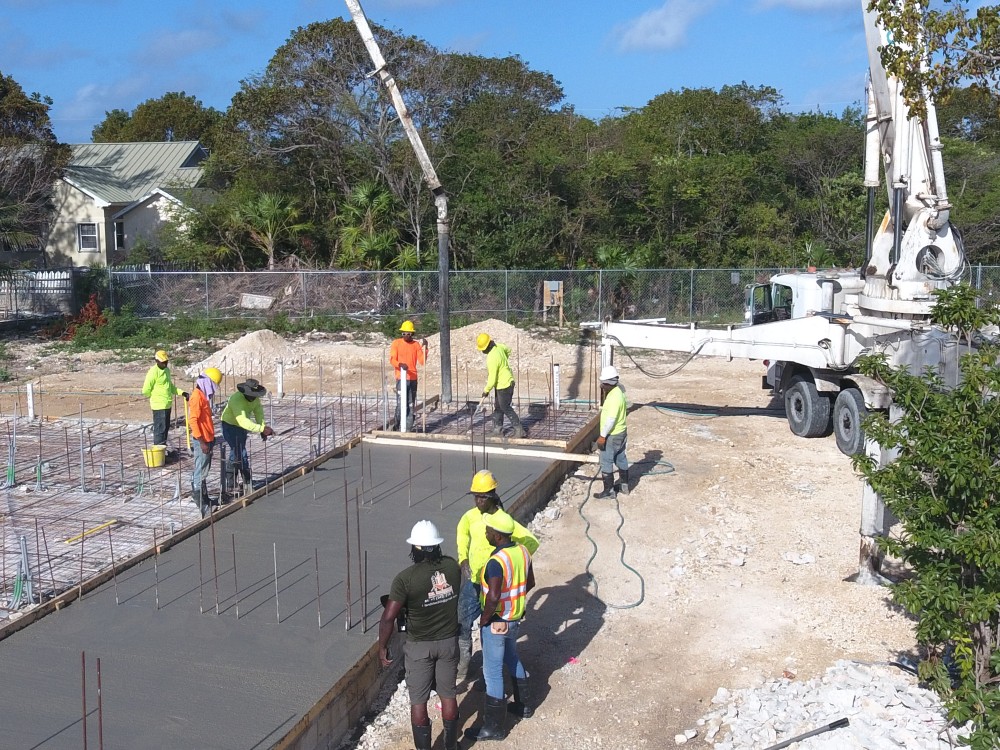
[595,365,629,499]
[476,333,524,439]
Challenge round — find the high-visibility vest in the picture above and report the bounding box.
[479,543,530,621]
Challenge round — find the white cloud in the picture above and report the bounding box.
[613,0,716,53]
[60,77,150,130]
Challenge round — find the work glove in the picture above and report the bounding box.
[421,338,428,350]
[482,391,490,399]
[261,425,275,439]
[596,436,607,450]
[181,391,190,400]
[200,439,212,455]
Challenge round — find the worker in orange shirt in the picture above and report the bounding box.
[189,367,222,517]
[390,321,427,431]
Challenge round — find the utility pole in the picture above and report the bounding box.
[343,0,453,402]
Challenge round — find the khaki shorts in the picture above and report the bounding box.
[404,636,459,704]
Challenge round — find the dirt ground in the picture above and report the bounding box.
[1,325,918,749]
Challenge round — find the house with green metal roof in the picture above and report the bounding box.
[45,141,207,267]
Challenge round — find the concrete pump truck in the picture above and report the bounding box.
[594,0,967,459]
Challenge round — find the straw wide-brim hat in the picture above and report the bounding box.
[237,378,267,398]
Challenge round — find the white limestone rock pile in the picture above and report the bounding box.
[693,660,969,749]
[186,329,301,377]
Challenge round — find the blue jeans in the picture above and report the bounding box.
[221,422,249,468]
[480,619,527,700]
[152,408,171,446]
[458,580,482,638]
[599,431,629,474]
[191,439,214,491]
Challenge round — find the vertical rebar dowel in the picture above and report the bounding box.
[407,454,412,508]
[439,454,444,511]
[33,517,40,598]
[354,488,362,600]
[516,335,521,411]
[82,651,88,750]
[210,512,219,615]
[79,403,86,492]
[344,491,352,630]
[314,547,322,630]
[152,529,159,611]
[41,526,57,600]
[366,448,373,506]
[232,533,240,620]
[97,656,104,750]
[65,426,72,481]
[105,526,118,605]
[273,542,280,623]
[79,520,85,595]
[363,549,368,633]
[1,518,5,598]
[197,533,204,614]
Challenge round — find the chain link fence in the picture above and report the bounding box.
[107,266,1000,326]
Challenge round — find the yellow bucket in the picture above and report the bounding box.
[142,445,166,468]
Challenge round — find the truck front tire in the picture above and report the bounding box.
[833,388,867,456]
[784,375,832,438]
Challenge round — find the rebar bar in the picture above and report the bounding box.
[153,529,159,611]
[344,490,352,630]
[42,526,57,600]
[232,533,239,620]
[97,656,104,750]
[105,526,117,605]
[273,542,280,624]
[363,549,368,632]
[354,488,362,602]
[314,547,322,630]
[197,533,203,615]
[210,511,219,615]
[82,651,88,750]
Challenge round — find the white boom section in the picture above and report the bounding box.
[860,1,964,313]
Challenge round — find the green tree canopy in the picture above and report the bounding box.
[92,91,222,149]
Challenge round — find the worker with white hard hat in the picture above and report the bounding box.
[189,367,223,517]
[476,332,524,439]
[378,520,462,750]
[141,349,187,453]
[595,364,630,498]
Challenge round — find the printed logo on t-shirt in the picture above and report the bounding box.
[425,570,456,605]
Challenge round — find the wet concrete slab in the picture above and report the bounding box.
[0,442,553,750]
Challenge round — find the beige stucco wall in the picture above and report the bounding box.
[44,181,113,268]
[121,194,180,252]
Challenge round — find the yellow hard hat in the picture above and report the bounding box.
[476,333,491,351]
[154,350,169,363]
[400,320,416,333]
[484,510,515,535]
[470,469,498,494]
[203,367,223,385]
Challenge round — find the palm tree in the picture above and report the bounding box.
[336,181,401,270]
[0,204,36,252]
[230,193,311,270]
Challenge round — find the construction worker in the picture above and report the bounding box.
[456,469,538,686]
[472,509,536,741]
[390,320,427,431]
[595,365,630,499]
[188,367,222,517]
[476,333,524,439]
[142,350,187,451]
[378,520,462,750]
[220,378,274,500]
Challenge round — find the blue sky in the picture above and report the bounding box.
[2,0,865,144]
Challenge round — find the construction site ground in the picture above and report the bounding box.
[0,320,918,749]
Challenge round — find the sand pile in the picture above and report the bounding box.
[423,318,583,373]
[187,329,301,377]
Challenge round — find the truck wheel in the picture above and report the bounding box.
[833,388,867,456]
[784,375,832,438]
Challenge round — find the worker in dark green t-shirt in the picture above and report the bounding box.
[378,520,462,750]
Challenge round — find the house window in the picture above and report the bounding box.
[114,222,125,252]
[78,223,99,252]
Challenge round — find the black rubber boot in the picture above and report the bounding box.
[411,722,432,750]
[191,487,203,514]
[221,460,237,504]
[240,466,252,494]
[471,696,507,741]
[508,675,534,718]
[201,480,214,513]
[618,468,631,496]
[594,473,617,499]
[443,718,460,750]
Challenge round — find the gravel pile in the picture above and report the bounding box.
[689,660,968,749]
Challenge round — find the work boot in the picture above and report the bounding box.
[594,473,617,499]
[618,468,631,496]
[468,695,507,742]
[512,421,525,439]
[411,721,432,750]
[508,675,534,719]
[490,424,504,436]
[457,635,472,685]
[442,718,460,750]
[240,467,252,493]
[191,487,204,514]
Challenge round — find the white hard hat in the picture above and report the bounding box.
[406,520,444,547]
[599,365,619,383]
